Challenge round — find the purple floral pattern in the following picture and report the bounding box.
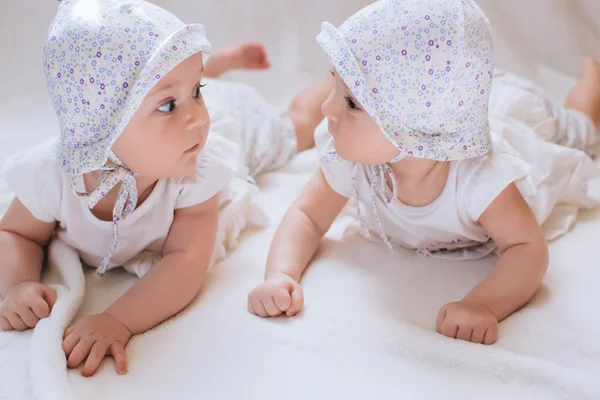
[43,0,212,277]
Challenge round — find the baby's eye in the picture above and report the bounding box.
[345,96,361,110]
[157,100,175,113]
[192,83,207,99]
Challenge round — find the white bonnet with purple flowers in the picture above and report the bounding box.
[317,0,495,162]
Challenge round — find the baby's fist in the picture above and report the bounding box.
[436,300,498,344]
[0,281,57,331]
[248,273,303,318]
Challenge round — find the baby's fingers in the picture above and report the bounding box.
[439,317,458,339]
[63,323,76,339]
[6,313,27,331]
[110,344,128,375]
[483,324,498,345]
[456,325,473,342]
[63,327,80,355]
[272,288,292,312]
[17,307,40,329]
[262,297,283,317]
[286,286,304,317]
[0,315,13,331]
[67,338,94,369]
[252,299,268,318]
[39,285,57,310]
[82,342,110,377]
[30,296,51,320]
[436,305,449,333]
[470,327,487,344]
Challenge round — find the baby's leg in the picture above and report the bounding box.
[544,57,600,158]
[201,79,305,178]
[285,73,333,152]
[204,42,271,78]
[564,57,600,131]
[492,60,600,158]
[202,75,331,178]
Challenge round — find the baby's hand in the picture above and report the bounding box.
[248,273,304,318]
[0,281,57,331]
[436,300,498,345]
[62,313,132,377]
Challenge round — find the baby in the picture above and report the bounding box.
[249,0,600,344]
[0,0,327,376]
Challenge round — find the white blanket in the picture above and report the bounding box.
[0,180,268,400]
[2,148,600,400]
[2,0,600,399]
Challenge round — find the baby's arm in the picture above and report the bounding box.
[107,193,219,331]
[62,194,219,376]
[248,170,348,318]
[468,183,548,319]
[437,183,548,344]
[0,198,57,331]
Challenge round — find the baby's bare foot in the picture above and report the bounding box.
[223,41,270,71]
[565,56,600,129]
[204,42,270,78]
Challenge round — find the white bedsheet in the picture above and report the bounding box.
[1,0,600,399]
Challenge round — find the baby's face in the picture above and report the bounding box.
[322,69,399,165]
[112,52,210,179]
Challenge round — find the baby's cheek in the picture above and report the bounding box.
[346,128,372,155]
[132,139,173,175]
[157,141,183,165]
